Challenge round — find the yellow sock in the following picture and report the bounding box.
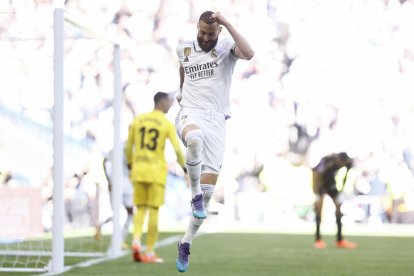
[133,206,147,243]
[146,207,159,252]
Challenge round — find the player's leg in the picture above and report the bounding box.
[132,206,146,261]
[183,126,206,219]
[176,108,207,219]
[122,206,133,246]
[333,194,357,249]
[141,207,164,263]
[145,207,159,253]
[94,216,112,241]
[142,183,165,263]
[333,193,343,241]
[95,182,113,241]
[313,193,326,249]
[177,177,215,272]
[132,182,149,261]
[180,177,216,244]
[312,172,326,248]
[177,115,224,272]
[122,177,134,246]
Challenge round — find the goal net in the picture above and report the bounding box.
[0,4,127,273]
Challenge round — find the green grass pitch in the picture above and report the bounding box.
[2,231,414,276]
[57,232,414,276]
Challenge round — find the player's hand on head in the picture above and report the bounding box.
[210,12,227,26]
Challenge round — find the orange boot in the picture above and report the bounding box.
[132,241,143,262]
[336,240,357,249]
[142,252,164,263]
[314,239,327,249]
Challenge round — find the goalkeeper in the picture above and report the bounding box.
[312,152,357,249]
[125,91,186,263]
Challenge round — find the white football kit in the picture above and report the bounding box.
[104,153,134,208]
[175,37,238,173]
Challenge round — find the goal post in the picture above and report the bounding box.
[51,6,124,274]
[108,42,123,259]
[52,7,65,274]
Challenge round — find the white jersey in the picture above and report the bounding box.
[176,37,238,116]
[104,153,133,196]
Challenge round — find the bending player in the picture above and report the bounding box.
[312,152,357,249]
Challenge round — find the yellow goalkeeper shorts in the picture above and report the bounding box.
[133,182,165,208]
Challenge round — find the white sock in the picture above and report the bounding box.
[200,184,214,209]
[185,130,204,197]
[181,217,203,244]
[123,213,133,242]
[187,163,202,197]
[182,184,214,244]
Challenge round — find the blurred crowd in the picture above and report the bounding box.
[1,0,414,230]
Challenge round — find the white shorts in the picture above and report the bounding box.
[175,106,226,174]
[123,193,133,208]
[123,175,134,208]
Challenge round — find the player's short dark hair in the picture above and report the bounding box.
[153,91,169,104]
[199,11,215,24]
[338,152,349,161]
[338,152,353,168]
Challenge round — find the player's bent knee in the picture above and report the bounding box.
[185,129,204,166]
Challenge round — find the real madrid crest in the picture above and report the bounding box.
[184,47,191,62]
[211,48,218,58]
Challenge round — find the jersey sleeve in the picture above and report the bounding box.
[222,37,238,59]
[176,42,185,65]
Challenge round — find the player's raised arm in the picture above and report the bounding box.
[210,11,254,60]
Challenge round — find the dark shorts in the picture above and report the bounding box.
[318,185,339,199]
[312,171,338,199]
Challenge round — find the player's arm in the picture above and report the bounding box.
[340,168,350,192]
[102,157,112,192]
[177,66,185,102]
[339,161,353,192]
[124,123,134,170]
[211,12,254,60]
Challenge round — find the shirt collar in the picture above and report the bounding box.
[153,109,164,114]
[193,40,203,52]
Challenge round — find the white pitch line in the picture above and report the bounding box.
[38,234,184,276]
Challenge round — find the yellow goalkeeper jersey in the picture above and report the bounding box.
[125,110,185,185]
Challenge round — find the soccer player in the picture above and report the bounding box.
[125,91,186,263]
[95,150,134,248]
[175,11,254,272]
[312,152,357,249]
